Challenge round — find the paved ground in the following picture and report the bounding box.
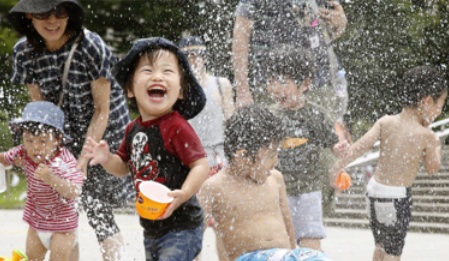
[1,209,448,260]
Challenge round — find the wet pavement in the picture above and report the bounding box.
[0,209,447,260]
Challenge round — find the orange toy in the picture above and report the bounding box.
[0,249,28,261]
[335,171,351,191]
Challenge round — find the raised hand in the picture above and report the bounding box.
[82,137,111,166]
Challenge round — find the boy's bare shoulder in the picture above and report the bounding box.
[201,170,226,193]
[269,169,285,184]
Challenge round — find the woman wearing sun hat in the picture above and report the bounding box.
[9,0,131,260]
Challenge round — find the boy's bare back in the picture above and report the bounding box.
[351,112,440,187]
[200,168,294,260]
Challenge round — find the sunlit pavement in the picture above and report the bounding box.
[0,209,448,260]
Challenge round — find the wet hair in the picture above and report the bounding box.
[20,3,84,55]
[263,46,316,86]
[399,66,447,108]
[224,105,284,162]
[20,121,63,140]
[123,48,187,110]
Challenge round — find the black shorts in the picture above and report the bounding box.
[367,188,412,256]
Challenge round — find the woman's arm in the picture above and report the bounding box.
[232,15,254,108]
[27,83,44,101]
[78,77,111,174]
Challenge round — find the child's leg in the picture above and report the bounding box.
[373,246,385,261]
[69,242,79,261]
[288,191,326,251]
[49,230,78,261]
[299,238,321,251]
[26,227,47,261]
[383,254,400,261]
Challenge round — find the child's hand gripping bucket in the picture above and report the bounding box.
[136,181,173,220]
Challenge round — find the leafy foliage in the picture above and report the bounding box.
[335,0,449,125]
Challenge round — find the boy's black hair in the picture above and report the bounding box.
[262,46,316,86]
[224,105,284,161]
[9,1,84,55]
[399,66,447,108]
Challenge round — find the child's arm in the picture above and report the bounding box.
[423,131,441,175]
[35,164,81,199]
[159,157,209,219]
[83,137,129,177]
[330,117,383,186]
[273,171,296,249]
[332,139,351,158]
[0,154,9,167]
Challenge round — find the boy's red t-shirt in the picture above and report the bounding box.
[116,111,206,236]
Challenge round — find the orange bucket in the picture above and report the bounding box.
[335,171,351,191]
[136,181,173,220]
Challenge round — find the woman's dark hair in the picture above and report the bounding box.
[12,2,84,55]
[124,48,187,110]
[399,66,447,108]
[224,105,284,162]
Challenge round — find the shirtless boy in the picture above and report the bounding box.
[331,66,447,261]
[198,105,331,261]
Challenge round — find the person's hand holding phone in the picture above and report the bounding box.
[319,1,347,39]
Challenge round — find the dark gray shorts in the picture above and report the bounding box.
[367,188,412,256]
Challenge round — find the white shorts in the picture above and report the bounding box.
[36,229,78,250]
[288,191,326,241]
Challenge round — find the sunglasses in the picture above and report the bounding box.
[31,6,69,20]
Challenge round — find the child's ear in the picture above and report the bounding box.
[127,88,135,98]
[178,87,184,100]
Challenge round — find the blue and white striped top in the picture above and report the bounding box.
[11,28,130,156]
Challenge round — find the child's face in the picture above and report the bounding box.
[267,76,311,109]
[422,90,448,124]
[23,131,60,164]
[26,5,69,50]
[128,51,183,121]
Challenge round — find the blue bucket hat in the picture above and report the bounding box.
[113,37,206,120]
[9,101,72,143]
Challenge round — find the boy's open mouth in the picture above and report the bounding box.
[147,87,167,98]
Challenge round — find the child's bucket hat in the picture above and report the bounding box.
[9,101,72,143]
[113,37,206,120]
[178,36,208,56]
[9,0,84,35]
